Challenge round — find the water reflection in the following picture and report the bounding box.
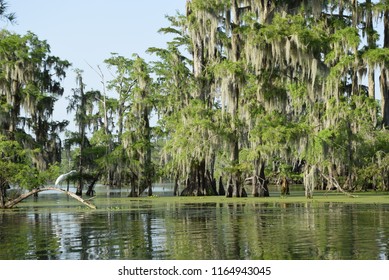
[1,198,389,260]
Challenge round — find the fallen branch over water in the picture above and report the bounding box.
[320,173,358,198]
[4,187,97,209]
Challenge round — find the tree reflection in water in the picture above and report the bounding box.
[1,199,389,260]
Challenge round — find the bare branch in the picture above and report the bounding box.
[4,187,97,209]
[320,172,358,198]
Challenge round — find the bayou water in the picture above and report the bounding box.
[1,185,388,260]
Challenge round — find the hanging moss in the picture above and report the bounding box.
[151,0,389,198]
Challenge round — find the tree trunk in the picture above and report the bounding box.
[86,176,99,197]
[258,162,269,197]
[366,0,375,100]
[76,167,84,196]
[226,176,234,197]
[173,173,179,196]
[252,175,259,197]
[381,10,389,128]
[76,76,86,197]
[218,176,225,196]
[380,69,389,128]
[229,0,242,197]
[304,165,317,199]
[0,186,5,209]
[128,177,139,197]
[144,106,153,197]
[252,159,269,197]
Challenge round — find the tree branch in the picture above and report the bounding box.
[320,172,358,198]
[4,187,97,209]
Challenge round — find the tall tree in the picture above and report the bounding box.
[66,70,101,196]
[103,54,135,188]
[151,9,221,196]
[122,55,155,197]
[0,30,70,204]
[178,1,388,198]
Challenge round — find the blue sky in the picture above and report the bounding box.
[6,0,185,124]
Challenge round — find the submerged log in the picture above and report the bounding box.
[3,187,97,209]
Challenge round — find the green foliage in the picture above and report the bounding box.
[4,0,389,203]
[189,0,231,13]
[161,99,218,176]
[0,137,45,190]
[331,27,360,49]
[362,48,389,67]
[213,59,246,79]
[0,29,70,175]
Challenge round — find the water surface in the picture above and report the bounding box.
[1,187,388,260]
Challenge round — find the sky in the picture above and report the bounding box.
[5,0,185,125]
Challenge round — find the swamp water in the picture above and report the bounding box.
[1,185,389,260]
